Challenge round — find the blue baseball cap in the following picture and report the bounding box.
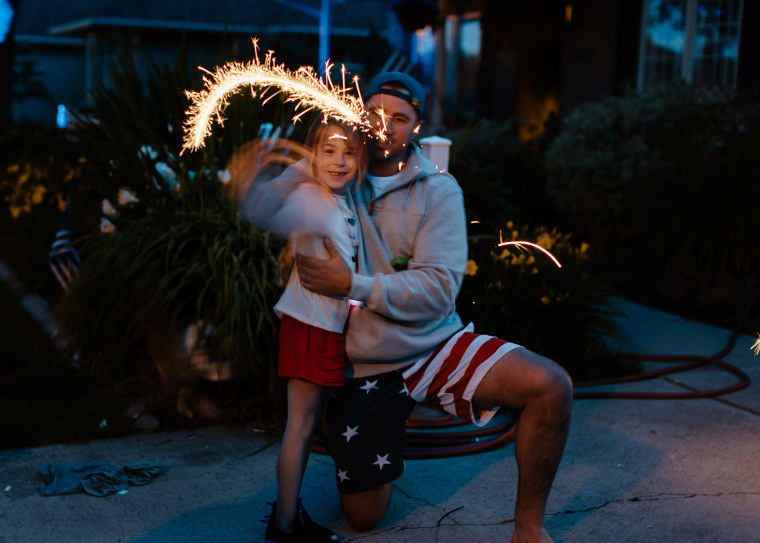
[363,71,426,118]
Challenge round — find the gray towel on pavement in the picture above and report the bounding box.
[39,461,162,496]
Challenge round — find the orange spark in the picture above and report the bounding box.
[497,240,562,268]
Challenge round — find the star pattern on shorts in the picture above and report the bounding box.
[373,453,391,470]
[360,379,378,394]
[337,469,350,482]
[399,382,410,396]
[342,425,359,442]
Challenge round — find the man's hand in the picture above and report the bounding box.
[296,238,352,297]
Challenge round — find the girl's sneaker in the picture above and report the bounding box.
[262,500,339,543]
[296,498,339,541]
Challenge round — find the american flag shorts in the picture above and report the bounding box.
[402,323,523,427]
[326,324,523,494]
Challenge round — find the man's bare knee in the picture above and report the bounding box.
[340,483,392,532]
[473,348,573,415]
[541,361,573,418]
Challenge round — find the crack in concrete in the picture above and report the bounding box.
[343,525,429,542]
[391,483,438,508]
[342,504,466,541]
[552,491,760,516]
[342,491,760,540]
[663,377,760,417]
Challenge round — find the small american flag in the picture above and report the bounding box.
[48,201,81,291]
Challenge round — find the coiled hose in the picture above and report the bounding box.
[402,291,756,459]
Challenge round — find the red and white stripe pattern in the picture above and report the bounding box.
[402,324,521,426]
[48,202,81,291]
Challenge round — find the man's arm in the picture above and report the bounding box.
[351,184,467,321]
[296,239,352,297]
[298,178,467,321]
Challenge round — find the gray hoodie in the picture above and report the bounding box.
[346,144,466,371]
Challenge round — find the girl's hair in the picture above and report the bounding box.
[305,118,367,184]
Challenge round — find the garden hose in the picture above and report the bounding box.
[399,287,757,459]
[573,285,758,400]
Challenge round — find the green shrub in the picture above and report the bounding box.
[71,48,313,216]
[445,118,560,230]
[54,190,283,409]
[0,126,89,298]
[457,221,627,380]
[545,82,760,280]
[50,46,315,422]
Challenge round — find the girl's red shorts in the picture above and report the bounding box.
[278,314,345,387]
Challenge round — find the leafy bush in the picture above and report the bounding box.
[71,49,312,216]
[49,46,316,422]
[0,126,89,298]
[457,221,627,380]
[55,189,283,410]
[545,82,760,282]
[444,118,561,230]
[445,118,627,379]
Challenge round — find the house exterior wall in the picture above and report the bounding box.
[13,36,84,125]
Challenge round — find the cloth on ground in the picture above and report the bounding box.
[39,461,162,496]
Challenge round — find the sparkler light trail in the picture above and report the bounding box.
[182,40,367,154]
[497,240,563,268]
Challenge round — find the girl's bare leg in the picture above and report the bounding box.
[276,378,324,533]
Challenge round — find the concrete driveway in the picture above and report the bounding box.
[1,300,758,542]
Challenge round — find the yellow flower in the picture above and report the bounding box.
[541,296,550,305]
[580,242,589,255]
[536,232,554,250]
[465,259,478,276]
[32,185,46,204]
[17,169,30,185]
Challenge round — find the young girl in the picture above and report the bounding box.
[243,118,366,543]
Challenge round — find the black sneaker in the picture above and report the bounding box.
[297,498,339,542]
[263,509,300,543]
[262,501,339,543]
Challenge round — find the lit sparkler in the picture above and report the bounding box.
[497,237,562,268]
[182,40,367,154]
[751,334,760,356]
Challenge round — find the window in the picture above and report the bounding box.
[444,13,481,115]
[638,0,744,88]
